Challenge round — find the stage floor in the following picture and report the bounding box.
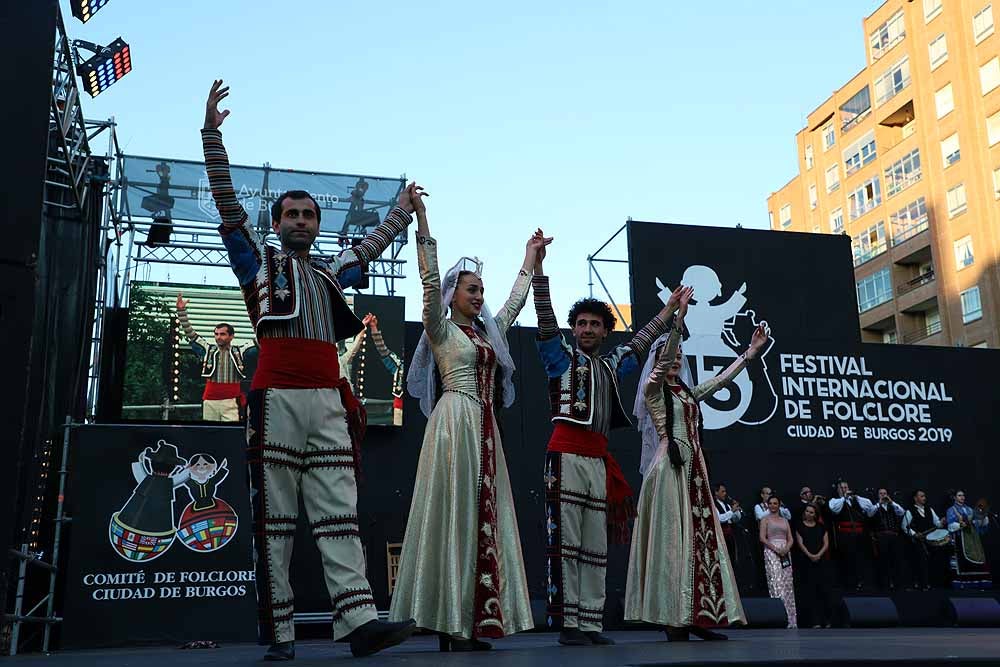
[10,629,1000,666]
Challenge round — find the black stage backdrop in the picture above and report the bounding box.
[61,425,256,648]
[58,221,1000,645]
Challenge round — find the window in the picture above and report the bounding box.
[830,208,844,234]
[954,235,975,269]
[884,149,922,197]
[809,184,818,210]
[843,130,877,175]
[857,268,893,312]
[840,86,872,131]
[805,144,814,170]
[768,211,774,227]
[779,204,792,228]
[853,220,888,266]
[941,133,961,167]
[875,57,911,106]
[929,34,948,70]
[890,197,929,243]
[947,183,968,217]
[993,166,1000,198]
[849,177,882,220]
[822,124,836,151]
[974,5,995,43]
[988,110,1000,145]
[825,164,840,192]
[961,286,983,323]
[924,0,943,22]
[871,10,906,60]
[981,57,1000,94]
[935,83,954,118]
[882,330,897,344]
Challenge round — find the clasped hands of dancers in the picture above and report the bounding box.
[201,80,770,660]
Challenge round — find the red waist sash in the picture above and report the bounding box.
[837,521,865,534]
[547,422,636,544]
[252,338,341,390]
[203,381,241,400]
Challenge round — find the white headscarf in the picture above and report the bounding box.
[406,256,517,418]
[634,331,693,477]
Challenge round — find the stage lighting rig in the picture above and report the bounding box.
[72,38,132,98]
[71,0,113,23]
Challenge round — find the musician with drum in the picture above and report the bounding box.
[902,489,948,590]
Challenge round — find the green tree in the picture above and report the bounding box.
[122,285,172,411]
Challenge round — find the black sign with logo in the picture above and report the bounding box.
[625,220,999,499]
[61,424,256,648]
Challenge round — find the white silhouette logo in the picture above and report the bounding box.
[656,265,777,430]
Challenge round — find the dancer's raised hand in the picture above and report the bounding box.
[204,79,231,130]
[676,286,694,321]
[748,322,771,358]
[176,293,189,310]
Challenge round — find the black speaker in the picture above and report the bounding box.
[842,596,899,627]
[741,597,788,628]
[945,597,1000,627]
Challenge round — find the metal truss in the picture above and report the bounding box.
[47,11,93,212]
[587,222,633,331]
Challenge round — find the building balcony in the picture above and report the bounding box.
[896,274,937,313]
[902,320,943,344]
[859,297,896,330]
[890,224,932,265]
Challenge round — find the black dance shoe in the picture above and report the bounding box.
[690,626,728,641]
[347,618,416,657]
[263,641,295,661]
[664,626,690,642]
[439,635,492,651]
[558,628,591,646]
[584,631,615,645]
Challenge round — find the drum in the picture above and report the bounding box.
[925,528,951,547]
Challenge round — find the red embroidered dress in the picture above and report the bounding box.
[625,325,748,628]
[388,236,534,639]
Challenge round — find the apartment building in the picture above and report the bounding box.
[767,0,1000,347]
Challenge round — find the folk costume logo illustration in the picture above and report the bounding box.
[655,265,777,430]
[108,439,237,563]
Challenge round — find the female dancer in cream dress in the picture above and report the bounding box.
[389,192,551,651]
[626,288,769,641]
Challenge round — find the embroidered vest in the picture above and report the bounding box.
[199,345,246,379]
[240,243,364,343]
[547,350,631,429]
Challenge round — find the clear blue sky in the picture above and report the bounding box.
[64,0,883,323]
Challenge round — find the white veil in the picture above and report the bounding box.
[406,256,517,418]
[634,331,693,477]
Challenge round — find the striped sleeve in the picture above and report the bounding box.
[338,207,412,270]
[200,129,249,232]
[627,310,671,359]
[202,129,263,285]
[532,275,560,339]
[370,328,391,358]
[176,307,200,343]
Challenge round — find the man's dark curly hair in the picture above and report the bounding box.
[567,298,617,331]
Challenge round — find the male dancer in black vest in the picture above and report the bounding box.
[202,80,416,660]
[533,233,678,645]
[176,293,250,421]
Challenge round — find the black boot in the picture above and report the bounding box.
[347,618,416,657]
[584,631,615,645]
[690,626,728,641]
[263,641,295,661]
[558,628,590,646]
[448,637,492,651]
[664,626,690,642]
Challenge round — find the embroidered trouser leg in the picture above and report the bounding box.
[247,388,377,645]
[203,397,239,421]
[545,452,607,632]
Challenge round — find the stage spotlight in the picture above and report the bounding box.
[71,0,113,23]
[73,38,132,98]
